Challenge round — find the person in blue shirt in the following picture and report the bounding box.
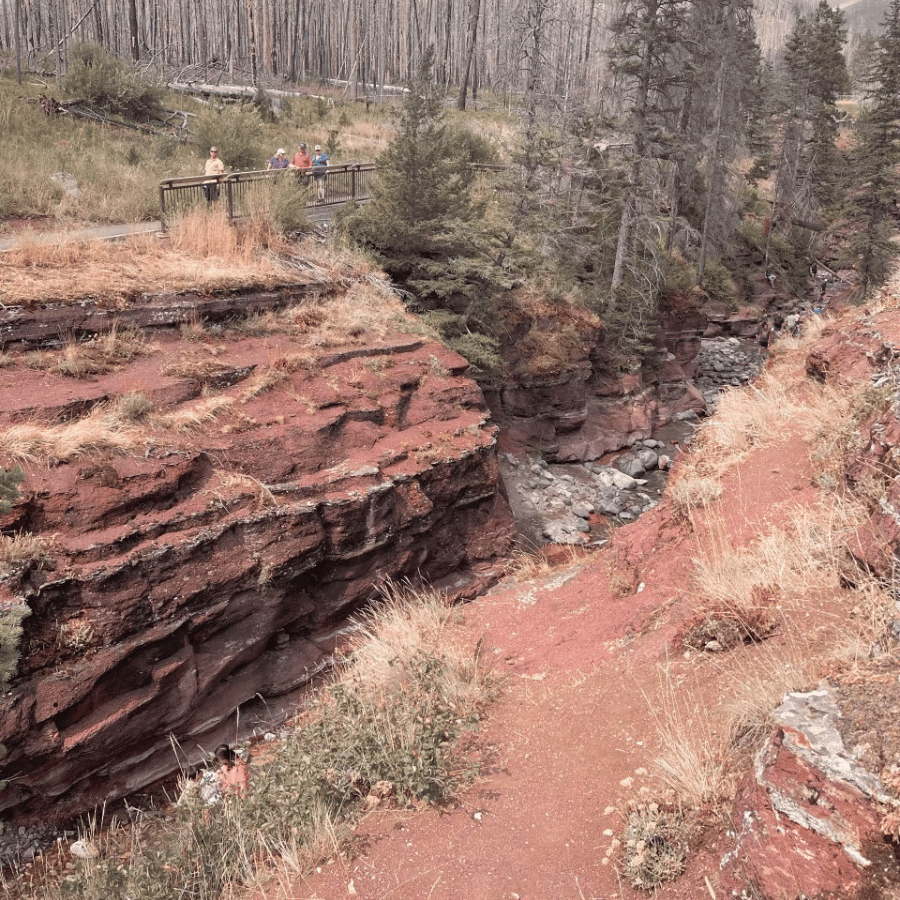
[267,148,289,170]
[311,145,329,200]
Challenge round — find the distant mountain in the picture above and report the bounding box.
[838,0,890,36]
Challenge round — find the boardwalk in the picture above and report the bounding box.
[158,163,375,223]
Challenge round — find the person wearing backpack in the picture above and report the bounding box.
[311,145,329,201]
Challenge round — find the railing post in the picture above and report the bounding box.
[226,177,234,222]
[351,165,357,201]
[159,183,166,229]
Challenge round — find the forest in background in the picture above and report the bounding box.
[0,0,820,102]
[4,0,900,376]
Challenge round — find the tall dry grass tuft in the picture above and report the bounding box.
[45,324,155,377]
[718,639,821,754]
[345,580,492,718]
[684,500,863,653]
[0,532,56,575]
[0,412,141,464]
[151,397,234,432]
[646,664,732,808]
[170,206,242,258]
[666,474,723,519]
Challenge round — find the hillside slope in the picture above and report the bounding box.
[292,292,900,900]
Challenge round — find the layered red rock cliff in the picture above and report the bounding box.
[0,288,515,822]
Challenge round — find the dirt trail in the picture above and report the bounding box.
[277,383,841,900]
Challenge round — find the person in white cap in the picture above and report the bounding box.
[202,146,225,205]
[311,144,329,200]
[267,148,289,170]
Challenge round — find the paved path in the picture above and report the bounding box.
[0,221,163,252]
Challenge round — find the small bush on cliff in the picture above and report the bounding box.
[700,258,740,311]
[0,602,30,692]
[0,466,23,513]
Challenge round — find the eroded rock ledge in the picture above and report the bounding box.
[0,297,514,823]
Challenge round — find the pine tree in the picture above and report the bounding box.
[607,0,693,309]
[341,46,506,374]
[845,0,900,297]
[774,1,850,224]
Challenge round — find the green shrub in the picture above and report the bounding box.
[193,103,266,172]
[63,42,163,119]
[253,86,275,123]
[267,175,311,234]
[701,258,740,310]
[659,250,696,301]
[314,97,331,120]
[0,466,23,513]
[445,122,499,165]
[326,128,341,157]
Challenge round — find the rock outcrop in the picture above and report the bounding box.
[0,291,515,823]
[494,309,707,462]
[720,686,897,899]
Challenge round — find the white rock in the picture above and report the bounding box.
[70,839,98,860]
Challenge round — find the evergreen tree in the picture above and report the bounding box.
[845,0,900,297]
[774,1,850,223]
[607,0,694,310]
[341,46,508,375]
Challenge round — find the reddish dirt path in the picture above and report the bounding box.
[293,563,660,900]
[272,422,825,900]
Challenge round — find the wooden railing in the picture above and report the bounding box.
[159,163,376,223]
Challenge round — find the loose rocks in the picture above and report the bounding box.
[500,439,675,545]
[695,337,765,408]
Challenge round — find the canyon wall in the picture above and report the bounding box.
[492,308,708,460]
[0,288,515,822]
[0,284,716,824]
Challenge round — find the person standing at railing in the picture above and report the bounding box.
[267,148,290,170]
[311,145,329,201]
[203,147,225,205]
[291,143,312,170]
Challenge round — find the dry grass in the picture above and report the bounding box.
[646,663,733,808]
[161,347,232,382]
[0,233,308,307]
[718,639,823,754]
[0,532,56,574]
[344,580,492,715]
[26,324,155,378]
[169,205,292,262]
[238,368,289,403]
[684,500,861,654]
[506,545,556,579]
[666,474,723,518]
[810,382,895,495]
[0,413,142,464]
[216,472,279,509]
[0,390,238,463]
[151,397,235,432]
